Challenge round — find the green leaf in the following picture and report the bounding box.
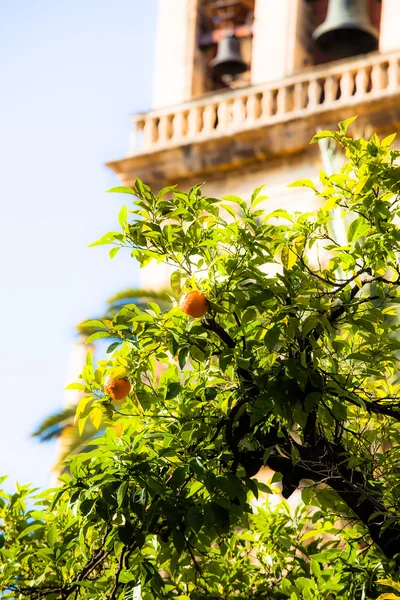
[85,331,111,344]
[75,395,93,421]
[291,445,300,465]
[88,232,122,247]
[165,382,181,399]
[347,216,368,242]
[118,204,128,229]
[220,203,237,219]
[381,133,397,147]
[17,523,44,539]
[46,524,56,548]
[270,472,282,483]
[287,179,317,191]
[109,246,121,259]
[81,319,108,330]
[65,382,86,391]
[187,480,204,498]
[250,185,268,208]
[221,194,247,211]
[117,481,129,507]
[186,506,203,533]
[354,175,370,196]
[338,115,358,135]
[310,131,338,143]
[330,400,347,421]
[170,270,183,295]
[89,407,103,430]
[190,345,205,362]
[157,184,177,198]
[251,184,266,202]
[78,415,88,435]
[305,392,320,412]
[251,393,272,426]
[264,325,280,352]
[173,529,185,553]
[107,186,136,195]
[107,341,121,354]
[86,350,94,370]
[281,245,297,269]
[377,580,400,593]
[237,357,251,370]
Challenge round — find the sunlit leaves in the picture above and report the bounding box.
[3,126,400,599]
[107,186,137,195]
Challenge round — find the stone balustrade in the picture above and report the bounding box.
[128,50,400,156]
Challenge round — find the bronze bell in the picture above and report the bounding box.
[313,0,378,60]
[210,33,248,78]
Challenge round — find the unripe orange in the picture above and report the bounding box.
[104,376,131,400]
[179,290,208,318]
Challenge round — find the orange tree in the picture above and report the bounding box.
[2,121,400,599]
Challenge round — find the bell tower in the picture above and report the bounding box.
[151,0,314,108]
[108,0,400,288]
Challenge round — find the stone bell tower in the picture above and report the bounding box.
[107,0,400,288]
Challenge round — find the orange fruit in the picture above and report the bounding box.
[104,376,131,400]
[179,290,209,318]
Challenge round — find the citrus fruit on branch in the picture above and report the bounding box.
[104,375,131,400]
[179,290,209,318]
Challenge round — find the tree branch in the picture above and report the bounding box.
[265,439,400,561]
[109,546,127,600]
[201,317,236,348]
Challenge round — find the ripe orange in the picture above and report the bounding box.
[104,376,131,400]
[179,290,209,318]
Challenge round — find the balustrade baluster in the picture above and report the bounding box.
[355,67,368,98]
[371,63,385,92]
[339,71,354,100]
[232,96,246,125]
[324,76,337,104]
[276,87,287,114]
[172,111,185,142]
[387,57,399,91]
[246,93,260,123]
[203,104,216,133]
[143,117,157,148]
[261,89,274,118]
[293,82,305,112]
[187,107,200,137]
[307,79,320,109]
[158,115,171,144]
[217,101,229,131]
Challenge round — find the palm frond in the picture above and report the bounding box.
[107,287,175,305]
[76,287,174,335]
[32,407,76,442]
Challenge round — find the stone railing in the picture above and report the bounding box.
[129,50,400,156]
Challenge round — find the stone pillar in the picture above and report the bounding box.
[62,335,89,409]
[379,0,400,53]
[152,0,198,108]
[251,0,307,84]
[52,336,92,481]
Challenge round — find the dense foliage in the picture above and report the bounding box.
[2,121,400,599]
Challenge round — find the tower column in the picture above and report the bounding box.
[379,0,400,53]
[152,0,198,108]
[251,0,306,84]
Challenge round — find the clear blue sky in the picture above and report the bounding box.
[0,0,157,491]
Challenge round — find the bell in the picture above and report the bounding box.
[313,0,378,59]
[210,33,248,78]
